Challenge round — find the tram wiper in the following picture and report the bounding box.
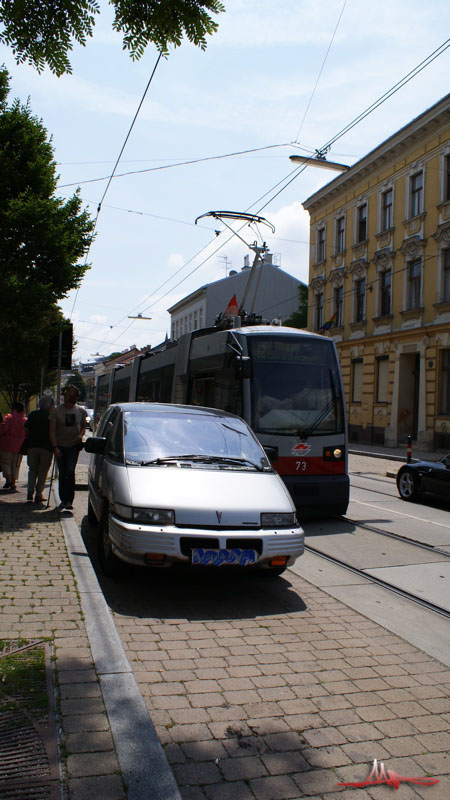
[296,398,336,440]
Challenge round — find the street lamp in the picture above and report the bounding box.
[289,153,349,172]
[128,313,152,320]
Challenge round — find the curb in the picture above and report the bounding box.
[57,502,181,800]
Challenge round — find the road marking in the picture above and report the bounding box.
[350,498,450,529]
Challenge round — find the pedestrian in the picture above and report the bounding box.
[49,384,87,512]
[0,402,27,492]
[24,395,55,504]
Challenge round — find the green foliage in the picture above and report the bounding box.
[111,0,225,59]
[0,69,95,404]
[0,0,225,76]
[0,0,99,76]
[283,284,309,329]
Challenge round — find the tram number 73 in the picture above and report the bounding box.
[296,461,308,472]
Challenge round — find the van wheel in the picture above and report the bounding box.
[88,497,97,525]
[260,567,287,577]
[98,507,126,577]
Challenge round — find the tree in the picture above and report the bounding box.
[67,370,87,402]
[0,68,95,404]
[283,284,309,329]
[0,0,225,76]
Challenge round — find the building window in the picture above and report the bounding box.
[410,171,423,217]
[317,227,325,262]
[441,349,450,414]
[381,189,393,231]
[445,155,450,202]
[376,357,389,403]
[357,204,367,242]
[199,308,203,328]
[355,278,366,322]
[336,216,345,253]
[194,310,198,329]
[334,285,343,326]
[408,259,422,309]
[315,292,324,331]
[380,269,391,316]
[352,359,363,403]
[443,250,450,302]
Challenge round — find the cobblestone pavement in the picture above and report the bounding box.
[0,469,126,800]
[74,456,450,800]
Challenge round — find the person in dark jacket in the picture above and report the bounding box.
[24,396,55,503]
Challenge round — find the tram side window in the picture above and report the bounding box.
[136,365,174,403]
[190,372,242,417]
[95,376,110,423]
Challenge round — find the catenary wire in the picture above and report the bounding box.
[80,40,450,350]
[293,0,348,143]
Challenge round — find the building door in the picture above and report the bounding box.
[397,353,420,442]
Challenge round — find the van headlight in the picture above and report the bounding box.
[133,508,174,525]
[261,512,297,528]
[114,504,174,525]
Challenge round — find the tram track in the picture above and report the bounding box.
[335,514,450,557]
[302,542,450,620]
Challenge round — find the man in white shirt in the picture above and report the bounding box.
[50,384,87,511]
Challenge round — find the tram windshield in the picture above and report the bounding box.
[249,335,344,436]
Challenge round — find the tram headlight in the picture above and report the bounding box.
[323,446,345,461]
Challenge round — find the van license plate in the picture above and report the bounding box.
[191,548,257,566]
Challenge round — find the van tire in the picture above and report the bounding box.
[88,496,98,525]
[98,506,126,578]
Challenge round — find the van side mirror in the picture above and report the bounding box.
[84,436,106,454]
[264,446,278,464]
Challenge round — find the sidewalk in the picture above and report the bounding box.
[1,458,449,799]
[0,463,179,800]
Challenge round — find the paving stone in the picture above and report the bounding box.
[220,755,268,780]
[248,774,301,799]
[65,731,116,753]
[68,774,126,800]
[67,751,120,778]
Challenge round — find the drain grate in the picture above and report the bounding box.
[0,641,60,800]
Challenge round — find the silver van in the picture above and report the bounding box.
[85,403,304,577]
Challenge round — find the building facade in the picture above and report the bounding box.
[168,253,304,339]
[303,94,450,450]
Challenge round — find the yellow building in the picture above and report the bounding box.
[302,93,450,451]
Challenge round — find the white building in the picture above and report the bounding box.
[168,253,305,340]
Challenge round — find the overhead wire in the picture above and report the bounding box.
[58,143,292,188]
[293,0,348,143]
[79,38,450,351]
[69,51,163,320]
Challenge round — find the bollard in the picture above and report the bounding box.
[406,434,412,463]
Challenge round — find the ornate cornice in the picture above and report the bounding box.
[399,236,426,258]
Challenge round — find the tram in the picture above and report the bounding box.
[94,322,349,516]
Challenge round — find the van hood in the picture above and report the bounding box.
[123,465,295,527]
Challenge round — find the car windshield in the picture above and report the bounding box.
[123,410,270,470]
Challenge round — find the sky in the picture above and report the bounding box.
[2,0,450,363]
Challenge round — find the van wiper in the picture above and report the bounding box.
[136,454,263,470]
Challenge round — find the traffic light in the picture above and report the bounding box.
[48,324,73,370]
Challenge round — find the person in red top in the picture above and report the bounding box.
[0,402,27,492]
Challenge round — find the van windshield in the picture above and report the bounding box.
[123,411,270,469]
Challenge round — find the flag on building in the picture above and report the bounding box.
[223,294,240,317]
[320,311,337,331]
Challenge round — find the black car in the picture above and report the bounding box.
[397,453,450,503]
